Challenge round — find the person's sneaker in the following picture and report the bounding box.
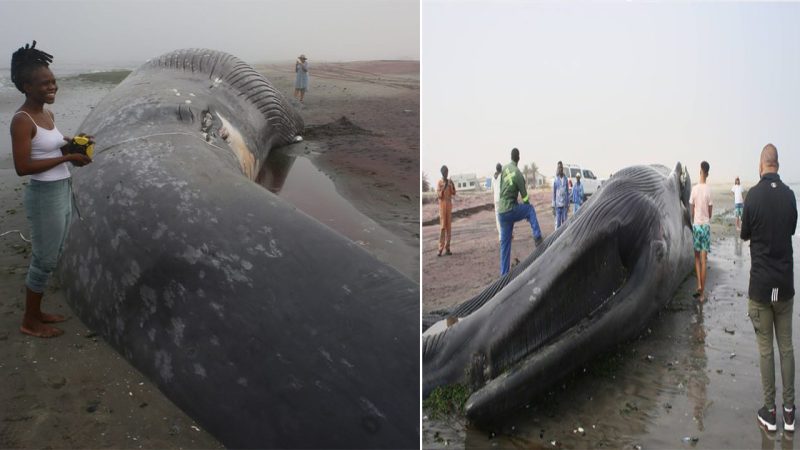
[759,405,778,431]
[445,250,452,256]
[784,405,795,432]
[534,235,544,245]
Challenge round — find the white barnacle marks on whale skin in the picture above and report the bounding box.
[243,225,284,259]
[168,317,186,347]
[110,228,131,251]
[179,243,254,286]
[121,260,141,288]
[193,363,207,379]
[154,350,174,382]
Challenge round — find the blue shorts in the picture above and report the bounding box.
[734,203,743,218]
[693,224,711,253]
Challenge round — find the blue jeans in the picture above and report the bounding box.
[24,178,73,293]
[573,203,581,214]
[499,203,542,275]
[556,206,568,229]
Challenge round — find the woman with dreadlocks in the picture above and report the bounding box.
[9,41,92,338]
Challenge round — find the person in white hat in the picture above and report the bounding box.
[571,172,585,214]
[294,54,309,103]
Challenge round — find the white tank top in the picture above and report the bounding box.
[15,111,71,182]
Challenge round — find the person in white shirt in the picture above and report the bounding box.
[689,161,713,301]
[491,163,502,240]
[732,176,745,230]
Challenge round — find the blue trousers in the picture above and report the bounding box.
[24,178,73,293]
[499,203,542,275]
[556,206,568,229]
[573,203,581,214]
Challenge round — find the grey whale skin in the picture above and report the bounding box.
[423,164,693,423]
[57,49,418,448]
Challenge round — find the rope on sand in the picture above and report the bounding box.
[0,229,30,243]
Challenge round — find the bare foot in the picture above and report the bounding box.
[20,323,64,338]
[40,312,67,323]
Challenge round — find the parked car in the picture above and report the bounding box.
[563,163,600,197]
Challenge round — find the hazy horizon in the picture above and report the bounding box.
[1,0,419,68]
[422,1,800,185]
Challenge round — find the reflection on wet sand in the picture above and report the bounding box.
[688,303,709,432]
[254,146,418,280]
[256,146,297,194]
[735,235,743,257]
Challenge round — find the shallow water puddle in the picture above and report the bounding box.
[256,149,411,277]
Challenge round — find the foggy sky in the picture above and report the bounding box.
[1,0,419,67]
[422,1,800,185]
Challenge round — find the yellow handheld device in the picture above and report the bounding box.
[71,135,94,159]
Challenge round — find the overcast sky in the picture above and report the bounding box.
[0,0,419,68]
[422,1,800,185]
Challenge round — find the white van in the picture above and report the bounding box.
[563,164,600,197]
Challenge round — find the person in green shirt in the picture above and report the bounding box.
[498,148,543,275]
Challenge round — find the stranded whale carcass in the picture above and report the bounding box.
[423,164,693,423]
[57,49,418,448]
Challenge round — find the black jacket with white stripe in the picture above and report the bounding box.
[741,172,797,303]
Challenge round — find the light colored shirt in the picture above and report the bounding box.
[552,175,569,208]
[492,174,502,207]
[15,111,70,182]
[731,184,743,204]
[572,182,584,205]
[690,183,713,225]
[295,61,309,90]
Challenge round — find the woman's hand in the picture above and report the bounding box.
[61,134,96,157]
[60,136,72,155]
[66,153,92,167]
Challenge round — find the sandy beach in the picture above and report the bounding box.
[422,186,555,314]
[0,60,418,449]
[423,181,800,449]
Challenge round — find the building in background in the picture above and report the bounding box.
[452,173,479,191]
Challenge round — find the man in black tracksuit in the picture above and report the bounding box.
[742,144,798,432]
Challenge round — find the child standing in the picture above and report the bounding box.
[690,161,713,301]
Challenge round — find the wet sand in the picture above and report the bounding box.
[259,60,420,280]
[423,183,800,449]
[0,60,418,448]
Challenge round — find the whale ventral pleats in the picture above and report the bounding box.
[146,48,303,147]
